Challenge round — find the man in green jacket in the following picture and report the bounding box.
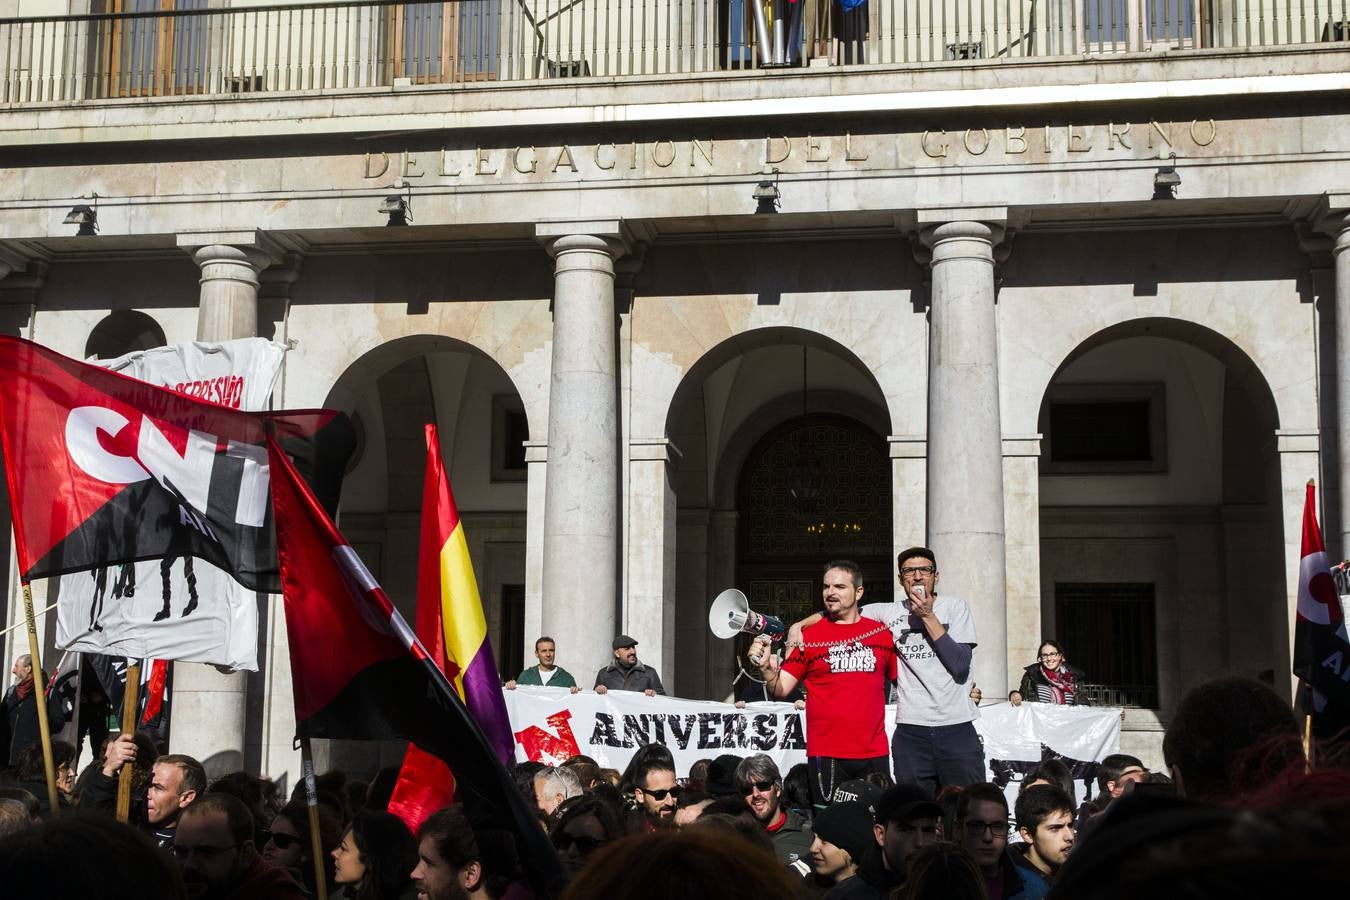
[735,754,813,872]
[505,636,580,692]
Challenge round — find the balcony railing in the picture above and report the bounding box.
[0,0,1346,104]
[1078,682,1158,709]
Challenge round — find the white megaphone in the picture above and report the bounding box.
[708,589,787,640]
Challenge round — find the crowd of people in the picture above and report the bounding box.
[0,672,1346,899]
[0,546,1348,897]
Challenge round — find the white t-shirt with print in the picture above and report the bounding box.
[861,594,978,727]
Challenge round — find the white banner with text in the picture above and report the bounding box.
[504,686,1121,805]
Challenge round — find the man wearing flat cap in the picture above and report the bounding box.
[593,635,666,696]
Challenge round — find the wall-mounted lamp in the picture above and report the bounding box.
[63,193,99,235]
[379,180,411,226]
[753,168,781,214]
[1152,154,1180,200]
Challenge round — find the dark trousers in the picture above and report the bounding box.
[891,722,986,796]
[807,755,889,808]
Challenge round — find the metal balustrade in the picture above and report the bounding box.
[0,0,1345,104]
[1078,682,1159,709]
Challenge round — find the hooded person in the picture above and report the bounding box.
[810,801,876,897]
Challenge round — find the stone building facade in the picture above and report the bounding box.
[1,0,1348,782]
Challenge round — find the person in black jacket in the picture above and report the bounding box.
[593,635,665,696]
[1009,641,1087,706]
[2,654,68,769]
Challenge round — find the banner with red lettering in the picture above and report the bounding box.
[504,687,1121,806]
[0,336,353,670]
[54,339,285,671]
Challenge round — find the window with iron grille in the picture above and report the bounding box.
[737,415,893,617]
[1054,582,1158,708]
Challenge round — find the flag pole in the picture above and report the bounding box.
[300,736,329,900]
[20,581,60,815]
[1303,713,1314,772]
[69,652,84,770]
[115,660,140,823]
[0,600,57,636]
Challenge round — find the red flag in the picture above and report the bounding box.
[1293,482,1350,724]
[266,436,562,893]
[0,335,351,594]
[388,426,516,832]
[141,659,170,725]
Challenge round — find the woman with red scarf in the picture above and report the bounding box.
[1008,640,1087,706]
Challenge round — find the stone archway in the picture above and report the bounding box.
[662,329,895,699]
[736,413,894,623]
[320,335,534,774]
[1034,319,1284,714]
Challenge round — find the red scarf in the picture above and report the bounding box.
[15,678,34,701]
[1041,664,1076,705]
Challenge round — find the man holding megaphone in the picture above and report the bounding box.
[753,559,897,811]
[789,546,984,797]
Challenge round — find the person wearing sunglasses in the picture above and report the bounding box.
[550,794,622,879]
[953,783,1028,900]
[628,756,682,832]
[732,754,813,872]
[262,799,343,896]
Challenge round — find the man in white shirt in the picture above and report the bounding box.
[864,546,984,794]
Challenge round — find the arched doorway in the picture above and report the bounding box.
[322,336,532,773]
[326,336,531,673]
[663,329,896,699]
[736,413,894,627]
[1036,320,1282,713]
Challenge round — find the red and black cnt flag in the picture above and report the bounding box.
[0,336,352,592]
[265,436,563,895]
[1294,481,1350,737]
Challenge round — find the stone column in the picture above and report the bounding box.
[1003,436,1043,685]
[173,232,272,777]
[523,441,548,662]
[536,222,626,676]
[1331,216,1350,559]
[919,212,1008,699]
[627,438,679,684]
[188,242,271,341]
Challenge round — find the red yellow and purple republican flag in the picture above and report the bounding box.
[266,433,561,893]
[388,424,516,831]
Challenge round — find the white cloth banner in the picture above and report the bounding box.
[55,338,286,671]
[504,687,1121,805]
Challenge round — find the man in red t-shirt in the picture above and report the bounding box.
[755,559,897,809]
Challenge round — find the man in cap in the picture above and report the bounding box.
[837,784,943,897]
[594,635,665,696]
